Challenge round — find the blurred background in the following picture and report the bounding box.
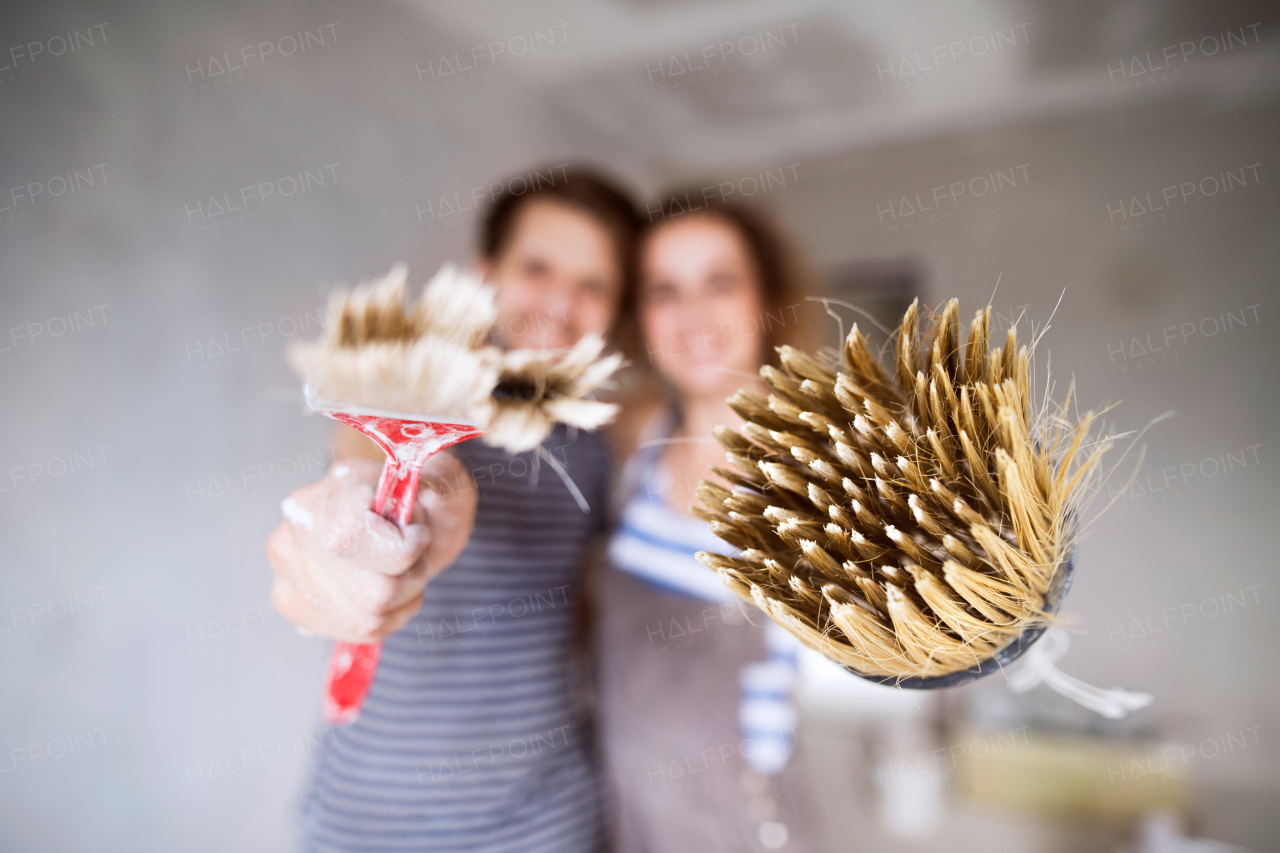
[0,0,1277,850]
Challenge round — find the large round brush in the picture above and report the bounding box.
[694,299,1115,687]
[288,264,620,723]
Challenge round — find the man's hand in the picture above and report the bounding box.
[266,454,477,643]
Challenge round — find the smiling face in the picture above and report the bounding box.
[482,198,622,352]
[640,215,768,400]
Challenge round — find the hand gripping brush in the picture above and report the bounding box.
[694,299,1152,716]
[288,265,620,724]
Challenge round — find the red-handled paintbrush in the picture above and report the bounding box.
[289,265,619,724]
[303,392,484,724]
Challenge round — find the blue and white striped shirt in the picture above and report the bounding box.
[608,445,801,776]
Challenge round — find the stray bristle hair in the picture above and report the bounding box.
[696,298,1115,680]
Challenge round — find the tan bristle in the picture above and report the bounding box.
[833,440,873,480]
[789,574,823,609]
[767,395,807,426]
[824,523,857,561]
[695,297,1118,680]
[897,456,930,494]
[800,378,843,418]
[885,584,966,670]
[895,299,921,395]
[807,482,834,513]
[779,345,838,385]
[855,576,890,615]
[883,525,929,567]
[913,371,932,428]
[848,529,887,562]
[941,533,982,568]
[800,539,846,581]
[696,477,729,502]
[792,447,844,486]
[911,565,999,649]
[908,494,946,538]
[850,499,880,530]
[925,429,958,480]
[964,307,990,386]
[824,585,906,668]
[717,568,755,600]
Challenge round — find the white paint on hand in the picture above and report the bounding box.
[282,496,315,530]
[364,513,405,553]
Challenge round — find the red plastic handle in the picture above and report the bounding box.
[324,640,383,725]
[318,413,483,725]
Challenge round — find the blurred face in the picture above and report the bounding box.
[482,199,622,351]
[641,216,767,399]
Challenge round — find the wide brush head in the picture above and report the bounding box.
[288,264,622,453]
[694,299,1113,682]
[289,265,498,419]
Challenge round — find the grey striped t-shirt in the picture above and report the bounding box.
[297,425,610,852]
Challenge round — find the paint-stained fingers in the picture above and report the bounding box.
[271,576,345,639]
[270,492,428,641]
[268,525,349,634]
[266,521,306,588]
[367,593,426,641]
[279,476,332,533]
[269,576,303,623]
[341,580,424,642]
[276,458,371,547]
[269,455,450,642]
[316,468,430,576]
[338,553,430,619]
[382,559,431,614]
[326,456,382,487]
[273,571,416,644]
[330,509,430,577]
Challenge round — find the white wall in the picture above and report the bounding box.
[0,0,1276,849]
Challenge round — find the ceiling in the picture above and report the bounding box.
[394,0,1280,180]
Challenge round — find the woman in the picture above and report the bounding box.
[598,199,817,852]
[267,168,643,852]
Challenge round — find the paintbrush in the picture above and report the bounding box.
[288,264,620,723]
[694,299,1116,687]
